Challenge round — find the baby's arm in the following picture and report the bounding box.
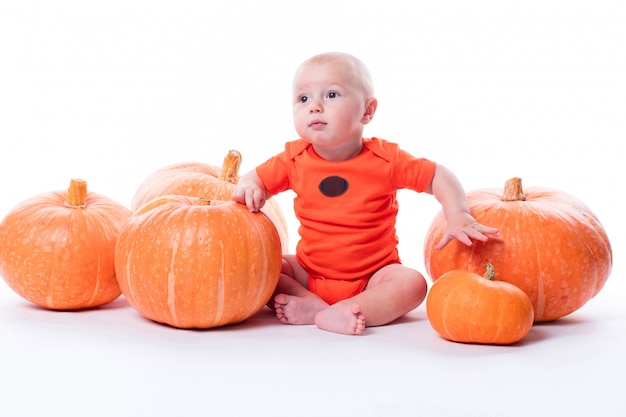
[232,169,271,212]
[428,164,499,249]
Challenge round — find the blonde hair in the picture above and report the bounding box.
[296,52,375,98]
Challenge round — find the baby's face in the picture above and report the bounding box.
[292,60,373,154]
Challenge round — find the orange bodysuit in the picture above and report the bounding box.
[256,137,436,304]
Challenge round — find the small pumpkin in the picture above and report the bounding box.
[130,150,289,253]
[115,196,282,329]
[424,177,612,322]
[426,264,534,345]
[0,179,131,310]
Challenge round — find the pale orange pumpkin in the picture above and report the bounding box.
[131,150,289,253]
[0,179,131,310]
[424,177,612,322]
[115,196,282,329]
[426,264,534,345]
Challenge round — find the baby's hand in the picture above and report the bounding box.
[232,186,266,212]
[231,170,268,212]
[435,213,499,250]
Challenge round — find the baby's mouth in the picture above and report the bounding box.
[309,120,326,128]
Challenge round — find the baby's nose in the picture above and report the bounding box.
[309,100,323,112]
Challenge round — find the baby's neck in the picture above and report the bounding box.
[313,141,363,162]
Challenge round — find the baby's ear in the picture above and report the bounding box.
[362,97,378,124]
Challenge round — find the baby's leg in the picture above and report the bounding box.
[272,255,328,325]
[355,263,427,327]
[315,264,427,334]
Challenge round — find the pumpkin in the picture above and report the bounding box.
[426,264,534,345]
[115,196,282,329]
[0,179,131,310]
[130,150,289,253]
[424,177,612,322]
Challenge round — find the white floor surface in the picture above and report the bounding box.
[1,287,625,417]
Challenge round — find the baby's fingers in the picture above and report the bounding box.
[477,224,500,237]
[232,188,261,212]
[460,224,500,246]
[434,233,456,250]
[245,189,266,212]
[231,188,245,205]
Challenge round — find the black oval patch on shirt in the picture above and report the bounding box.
[319,176,349,197]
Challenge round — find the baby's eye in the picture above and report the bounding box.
[327,91,338,99]
[298,96,308,103]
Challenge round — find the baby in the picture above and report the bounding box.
[232,52,499,335]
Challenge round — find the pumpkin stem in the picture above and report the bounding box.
[65,178,88,208]
[221,150,242,183]
[502,177,525,201]
[484,263,496,281]
[197,197,212,206]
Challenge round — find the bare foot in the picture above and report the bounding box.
[274,293,328,325]
[314,303,366,335]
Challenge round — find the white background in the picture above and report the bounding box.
[1,1,624,416]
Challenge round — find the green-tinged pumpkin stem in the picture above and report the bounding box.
[65,178,87,208]
[502,177,525,202]
[484,263,496,281]
[221,150,242,183]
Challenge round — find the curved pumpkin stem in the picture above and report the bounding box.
[221,150,242,183]
[502,177,525,202]
[484,263,496,281]
[65,178,88,208]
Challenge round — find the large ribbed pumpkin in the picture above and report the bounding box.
[0,179,131,310]
[131,150,289,253]
[424,177,612,322]
[115,196,281,329]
